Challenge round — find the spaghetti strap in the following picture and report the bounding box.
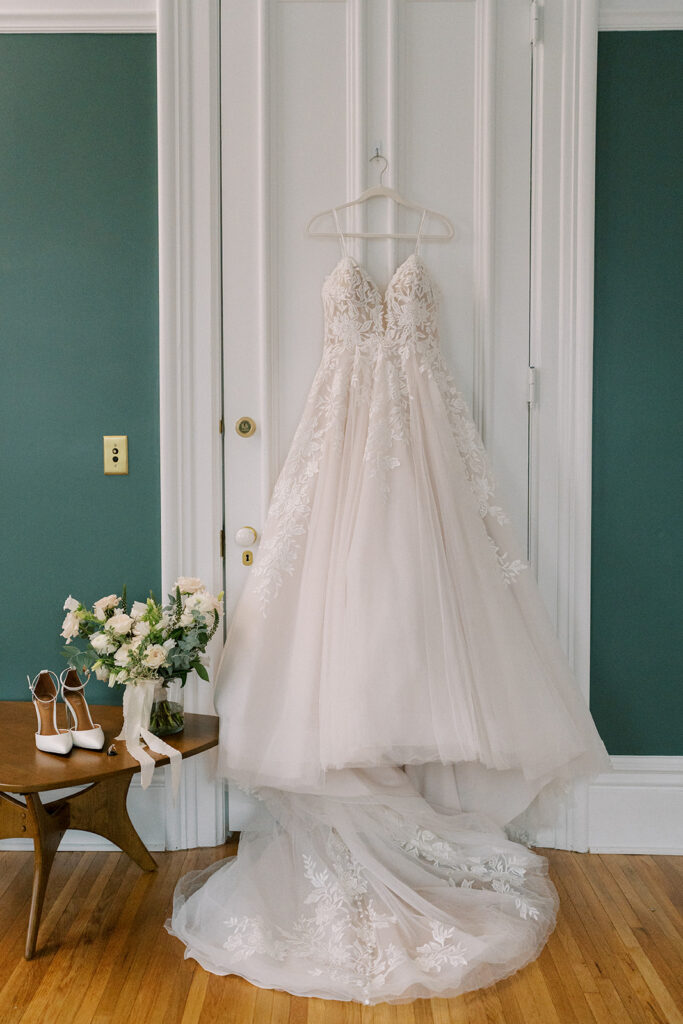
[332,208,348,258]
[415,209,428,257]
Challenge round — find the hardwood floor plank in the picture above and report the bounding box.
[428,997,450,1024]
[569,853,664,1024]
[83,854,183,1024]
[551,862,635,1024]
[0,850,32,901]
[608,854,683,950]
[638,856,683,934]
[17,852,121,1024]
[180,970,210,1024]
[69,856,153,1024]
[289,995,310,1024]
[643,855,683,914]
[101,850,194,1024]
[600,855,683,1011]
[486,978,526,1024]
[0,849,680,1024]
[0,852,102,1023]
[461,989,493,1024]
[197,974,259,1024]
[412,996,434,1024]
[537,927,589,1024]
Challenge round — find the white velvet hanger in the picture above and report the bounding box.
[305,153,454,243]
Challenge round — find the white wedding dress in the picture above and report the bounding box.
[167,220,611,1004]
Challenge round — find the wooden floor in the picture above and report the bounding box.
[0,842,680,1024]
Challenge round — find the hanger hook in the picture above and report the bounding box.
[370,148,389,186]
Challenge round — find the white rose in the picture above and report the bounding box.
[94,662,110,682]
[133,619,150,637]
[90,631,117,655]
[175,576,203,594]
[114,645,131,666]
[179,611,194,628]
[63,595,80,612]
[144,644,167,669]
[107,612,133,636]
[93,594,120,621]
[130,600,148,620]
[196,590,221,619]
[129,635,143,651]
[60,611,80,642]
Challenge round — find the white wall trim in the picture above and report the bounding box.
[588,757,683,854]
[471,0,495,442]
[599,1,683,31]
[530,0,601,852]
[0,0,155,31]
[158,0,225,849]
[0,774,168,853]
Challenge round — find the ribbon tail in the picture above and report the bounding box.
[140,727,182,801]
[127,741,157,790]
[116,680,182,794]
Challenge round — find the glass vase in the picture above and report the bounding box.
[149,677,185,736]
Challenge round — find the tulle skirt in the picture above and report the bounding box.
[214,341,610,800]
[168,335,610,1002]
[167,768,560,1005]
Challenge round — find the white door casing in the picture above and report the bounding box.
[220,0,534,832]
[6,0,675,853]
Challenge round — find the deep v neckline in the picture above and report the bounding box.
[333,253,424,304]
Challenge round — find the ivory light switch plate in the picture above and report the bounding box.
[103,435,128,475]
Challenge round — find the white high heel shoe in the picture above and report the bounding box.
[60,669,105,750]
[29,670,74,756]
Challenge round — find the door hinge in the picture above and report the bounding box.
[530,0,540,46]
[527,366,538,406]
[220,528,225,559]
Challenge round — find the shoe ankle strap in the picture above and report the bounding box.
[28,669,59,701]
[60,668,86,692]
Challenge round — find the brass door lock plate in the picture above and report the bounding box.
[103,435,129,474]
[235,416,256,437]
[242,551,254,566]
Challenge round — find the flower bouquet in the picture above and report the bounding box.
[61,577,223,737]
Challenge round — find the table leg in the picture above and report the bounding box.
[63,772,157,873]
[24,793,70,960]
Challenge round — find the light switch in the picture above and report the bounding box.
[103,435,128,475]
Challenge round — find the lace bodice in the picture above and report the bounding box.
[252,224,527,612]
[322,255,440,360]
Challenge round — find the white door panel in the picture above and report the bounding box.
[221,0,532,830]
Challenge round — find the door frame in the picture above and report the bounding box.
[528,0,602,850]
[158,0,607,851]
[157,0,225,848]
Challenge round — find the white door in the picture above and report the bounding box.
[221,0,534,829]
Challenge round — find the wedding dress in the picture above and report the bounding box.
[167,216,610,1004]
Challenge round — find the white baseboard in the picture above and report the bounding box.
[588,756,683,854]
[5,757,681,857]
[0,773,168,854]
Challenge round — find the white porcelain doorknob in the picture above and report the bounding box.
[235,526,258,547]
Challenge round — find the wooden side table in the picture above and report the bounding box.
[0,701,218,959]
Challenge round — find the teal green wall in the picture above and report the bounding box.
[0,35,160,704]
[591,32,683,754]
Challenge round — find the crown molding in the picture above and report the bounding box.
[599,1,683,30]
[0,1,155,32]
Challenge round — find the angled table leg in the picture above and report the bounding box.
[61,771,157,872]
[23,793,70,960]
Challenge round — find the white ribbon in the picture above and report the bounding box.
[116,680,182,798]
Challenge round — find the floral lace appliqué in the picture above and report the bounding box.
[253,255,526,611]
